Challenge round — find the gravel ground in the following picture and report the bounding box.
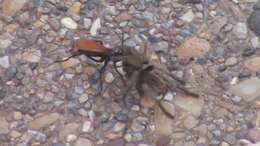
[0,0,260,146]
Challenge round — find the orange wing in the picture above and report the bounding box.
[76,38,107,53]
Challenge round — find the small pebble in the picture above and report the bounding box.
[238,69,252,78]
[48,18,61,31]
[78,94,89,104]
[82,121,93,132]
[0,56,10,68]
[83,18,92,29]
[225,57,238,66]
[196,58,207,65]
[5,66,17,80]
[115,112,128,122]
[248,9,260,36]
[61,17,78,29]
[90,18,101,36]
[0,39,12,49]
[10,130,22,138]
[163,91,174,101]
[151,41,169,53]
[251,37,260,48]
[75,138,93,146]
[242,48,255,57]
[231,96,242,103]
[220,142,230,146]
[113,122,126,132]
[218,64,227,72]
[13,112,22,120]
[233,22,248,39]
[180,9,194,23]
[105,72,114,83]
[67,134,77,142]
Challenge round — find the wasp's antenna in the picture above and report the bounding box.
[53,53,80,63]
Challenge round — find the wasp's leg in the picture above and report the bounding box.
[113,60,126,85]
[95,59,108,95]
[54,53,80,63]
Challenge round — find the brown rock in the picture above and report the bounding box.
[13,111,22,120]
[107,138,125,146]
[10,130,21,138]
[257,111,260,128]
[29,113,60,130]
[4,24,18,33]
[228,77,260,102]
[22,50,41,63]
[244,57,260,71]
[176,37,211,58]
[173,95,204,117]
[156,135,171,146]
[60,123,80,139]
[0,117,9,134]
[248,128,260,142]
[3,0,28,16]
[115,12,132,22]
[225,57,238,66]
[75,138,93,146]
[154,105,173,135]
[0,20,3,32]
[67,2,81,16]
[61,58,80,69]
[105,132,123,139]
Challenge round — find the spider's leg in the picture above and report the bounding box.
[169,74,186,85]
[113,60,126,85]
[122,82,134,105]
[176,85,199,97]
[121,71,139,105]
[158,101,175,119]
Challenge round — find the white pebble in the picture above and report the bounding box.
[180,9,194,23]
[105,72,114,83]
[66,134,77,142]
[61,17,78,29]
[163,91,175,101]
[251,37,260,49]
[90,18,101,36]
[0,56,10,68]
[82,121,93,132]
[83,18,92,29]
[0,39,12,49]
[230,77,238,85]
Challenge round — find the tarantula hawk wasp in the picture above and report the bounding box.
[54,32,126,94]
